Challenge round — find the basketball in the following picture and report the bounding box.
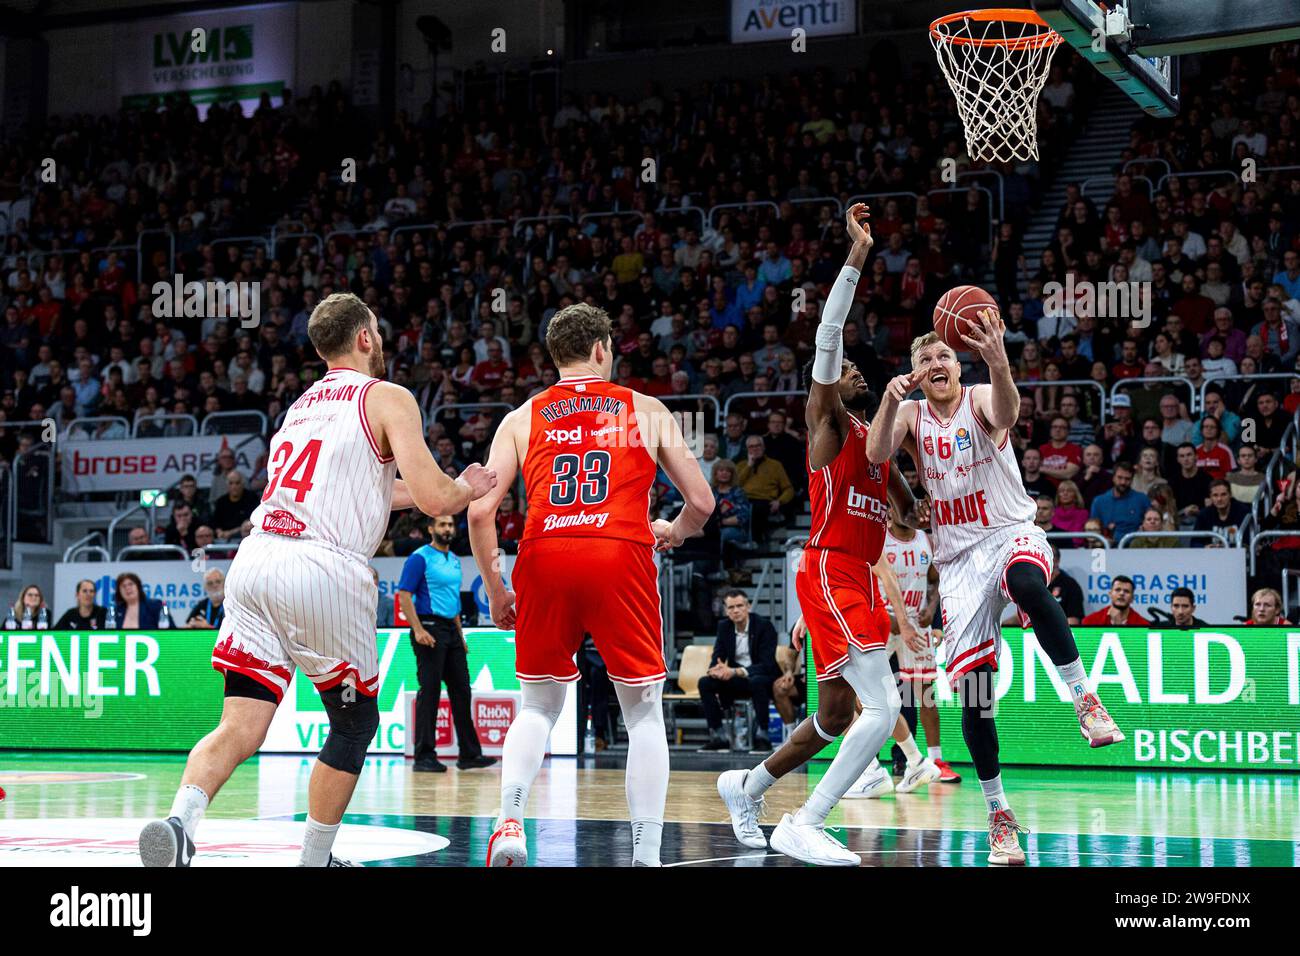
[932,285,998,351]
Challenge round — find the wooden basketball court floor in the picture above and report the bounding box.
[1,750,1296,867]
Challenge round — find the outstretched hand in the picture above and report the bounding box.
[958,308,1009,369]
[884,368,926,404]
[845,202,873,250]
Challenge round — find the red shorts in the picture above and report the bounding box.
[512,536,665,686]
[796,547,890,681]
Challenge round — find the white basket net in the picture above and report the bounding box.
[930,10,1062,163]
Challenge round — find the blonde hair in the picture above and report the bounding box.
[711,458,738,487]
[308,292,372,359]
[910,331,942,366]
[1055,480,1082,508]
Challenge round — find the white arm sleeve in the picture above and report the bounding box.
[811,264,860,385]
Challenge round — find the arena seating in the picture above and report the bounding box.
[1,41,1297,640]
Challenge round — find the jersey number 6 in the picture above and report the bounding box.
[550,450,611,506]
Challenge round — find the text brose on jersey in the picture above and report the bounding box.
[522,376,657,546]
[806,412,890,563]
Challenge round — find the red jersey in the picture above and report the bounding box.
[806,411,890,563]
[521,376,656,546]
[1081,606,1150,626]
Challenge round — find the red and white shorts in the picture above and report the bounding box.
[887,625,940,682]
[212,534,380,702]
[796,547,891,681]
[511,536,665,686]
[935,522,1053,680]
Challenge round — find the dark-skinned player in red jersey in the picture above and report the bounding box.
[716,204,928,866]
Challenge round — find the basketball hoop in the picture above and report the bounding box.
[930,8,1063,163]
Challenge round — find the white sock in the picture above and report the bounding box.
[897,729,923,765]
[1056,657,1091,703]
[298,815,340,867]
[744,762,777,801]
[168,783,209,841]
[631,818,663,867]
[979,774,1009,814]
[615,682,669,867]
[927,745,943,761]
[500,681,566,823]
[795,648,900,827]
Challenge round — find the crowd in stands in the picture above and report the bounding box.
[0,38,1297,619]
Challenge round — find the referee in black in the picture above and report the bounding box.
[397,514,496,773]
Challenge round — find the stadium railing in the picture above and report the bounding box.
[115,544,189,561]
[107,503,155,553]
[1015,378,1109,417]
[1045,530,1110,549]
[136,228,175,276]
[423,402,513,434]
[926,186,995,250]
[1249,530,1300,577]
[786,196,844,219]
[62,531,111,563]
[0,461,11,569]
[1110,374,1195,412]
[958,170,1005,222]
[658,394,723,431]
[198,541,241,559]
[580,211,645,233]
[1198,372,1298,414]
[1116,529,1231,548]
[1284,568,1300,622]
[1122,158,1171,182]
[132,413,199,438]
[1258,415,1299,524]
[513,215,573,239]
[64,416,131,440]
[844,191,921,210]
[1081,175,1153,201]
[721,390,806,428]
[201,410,269,437]
[11,441,55,547]
[269,223,324,259]
[205,234,272,260]
[708,201,781,230]
[1154,168,1240,193]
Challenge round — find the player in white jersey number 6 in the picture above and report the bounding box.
[866,308,1124,866]
[140,292,497,868]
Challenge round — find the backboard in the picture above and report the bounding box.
[1033,0,1300,117]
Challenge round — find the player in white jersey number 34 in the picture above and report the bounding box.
[139,292,497,868]
[866,308,1124,866]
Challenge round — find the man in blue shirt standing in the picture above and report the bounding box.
[397,515,496,773]
[1088,461,1151,542]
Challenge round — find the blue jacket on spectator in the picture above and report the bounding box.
[115,597,175,629]
[1090,488,1151,541]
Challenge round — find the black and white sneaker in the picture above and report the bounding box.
[139,816,195,868]
[327,854,359,867]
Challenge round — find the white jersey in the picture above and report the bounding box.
[249,367,398,561]
[912,386,1036,565]
[883,527,932,628]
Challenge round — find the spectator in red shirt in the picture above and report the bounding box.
[1194,416,1235,480]
[643,355,675,397]
[1082,576,1150,626]
[470,342,510,390]
[1038,416,1083,485]
[496,490,525,548]
[1246,588,1292,626]
[1110,339,1145,381]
